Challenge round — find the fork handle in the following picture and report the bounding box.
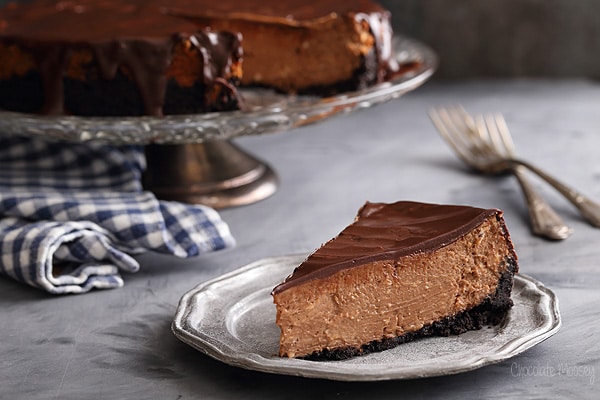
[511,166,573,240]
[511,158,600,227]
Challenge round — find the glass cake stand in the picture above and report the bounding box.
[0,36,437,208]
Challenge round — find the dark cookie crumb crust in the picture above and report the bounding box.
[302,256,518,361]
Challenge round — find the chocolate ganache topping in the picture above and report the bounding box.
[272,201,504,294]
[0,0,243,115]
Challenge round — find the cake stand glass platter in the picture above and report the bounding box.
[0,36,437,208]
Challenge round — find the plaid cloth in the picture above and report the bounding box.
[0,136,235,294]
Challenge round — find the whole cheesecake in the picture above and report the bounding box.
[0,0,397,116]
[272,201,519,360]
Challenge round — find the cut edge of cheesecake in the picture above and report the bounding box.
[164,0,399,94]
[302,257,517,361]
[272,201,519,360]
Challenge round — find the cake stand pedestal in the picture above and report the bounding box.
[143,140,277,208]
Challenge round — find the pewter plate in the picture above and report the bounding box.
[172,254,561,381]
[0,36,436,144]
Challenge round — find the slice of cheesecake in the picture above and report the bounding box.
[272,201,519,360]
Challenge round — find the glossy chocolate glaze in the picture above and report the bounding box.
[272,201,502,294]
[2,0,387,38]
[0,0,395,115]
[167,0,386,21]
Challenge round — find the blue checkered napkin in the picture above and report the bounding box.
[0,136,235,294]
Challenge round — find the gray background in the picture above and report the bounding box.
[381,0,600,79]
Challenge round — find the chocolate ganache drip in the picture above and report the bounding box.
[89,38,174,116]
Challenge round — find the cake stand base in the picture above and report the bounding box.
[143,140,277,208]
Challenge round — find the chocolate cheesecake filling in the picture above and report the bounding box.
[304,257,518,361]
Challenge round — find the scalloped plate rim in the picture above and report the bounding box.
[172,254,561,381]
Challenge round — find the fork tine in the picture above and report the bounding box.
[474,114,489,144]
[448,107,494,159]
[446,106,473,138]
[433,108,479,150]
[446,106,474,137]
[429,107,479,167]
[492,113,516,156]
[434,107,488,169]
[466,112,499,161]
[455,106,478,134]
[482,113,507,157]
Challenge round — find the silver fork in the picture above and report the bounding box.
[429,106,577,240]
[441,107,600,228]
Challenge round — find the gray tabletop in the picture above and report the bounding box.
[1,80,598,399]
